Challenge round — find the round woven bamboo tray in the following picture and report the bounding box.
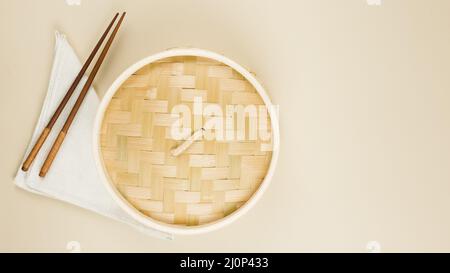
[93,48,279,235]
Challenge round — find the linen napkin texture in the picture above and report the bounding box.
[14,31,173,240]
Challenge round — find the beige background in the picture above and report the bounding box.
[2,0,450,252]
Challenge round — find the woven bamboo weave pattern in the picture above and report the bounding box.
[99,56,273,226]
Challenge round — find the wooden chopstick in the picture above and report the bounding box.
[39,12,126,177]
[21,13,120,172]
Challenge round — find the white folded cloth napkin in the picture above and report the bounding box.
[14,31,173,240]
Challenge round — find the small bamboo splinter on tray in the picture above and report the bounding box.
[21,12,126,177]
[171,128,205,157]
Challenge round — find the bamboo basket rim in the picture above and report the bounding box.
[93,48,280,235]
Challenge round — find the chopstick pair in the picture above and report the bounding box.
[21,12,126,177]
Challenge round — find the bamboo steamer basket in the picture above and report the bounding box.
[93,48,280,235]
